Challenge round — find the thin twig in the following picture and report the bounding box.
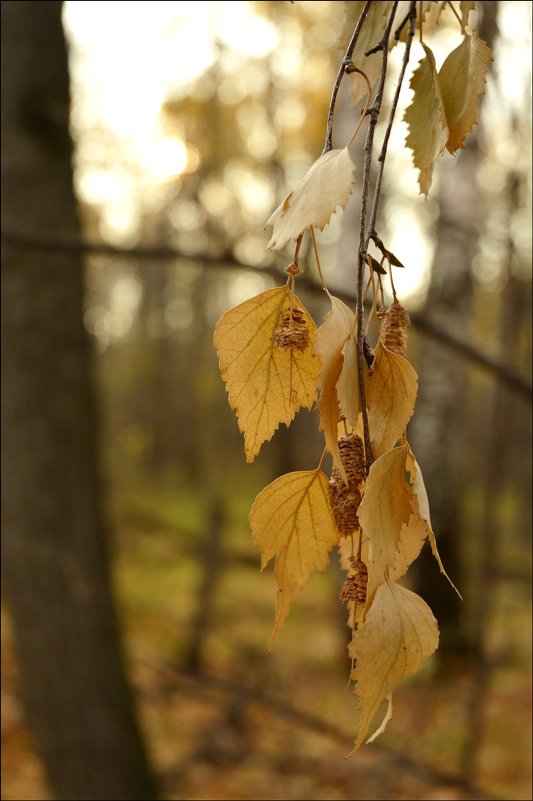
[2,228,531,400]
[345,67,372,148]
[367,0,417,241]
[322,0,372,154]
[309,226,328,292]
[394,5,414,40]
[357,1,398,473]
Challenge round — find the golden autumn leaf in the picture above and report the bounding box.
[357,445,426,612]
[404,44,449,195]
[315,295,356,481]
[349,581,439,751]
[366,342,418,460]
[266,148,356,251]
[213,287,320,463]
[250,469,339,648]
[439,33,492,154]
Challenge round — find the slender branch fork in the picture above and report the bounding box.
[322,0,419,473]
[322,0,372,155]
[356,1,399,473]
[368,1,418,240]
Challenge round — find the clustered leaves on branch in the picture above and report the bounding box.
[214,0,491,752]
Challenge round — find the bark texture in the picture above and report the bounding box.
[1,3,157,798]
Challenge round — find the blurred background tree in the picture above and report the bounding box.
[2,2,531,800]
[1,2,157,799]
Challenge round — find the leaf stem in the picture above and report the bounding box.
[388,260,398,300]
[293,233,303,265]
[446,0,466,33]
[322,0,372,154]
[309,226,328,292]
[316,446,328,472]
[345,68,372,149]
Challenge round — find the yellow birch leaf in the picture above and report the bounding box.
[315,295,356,481]
[213,287,320,463]
[357,445,425,612]
[366,342,418,460]
[250,469,339,648]
[349,581,439,751]
[336,332,362,428]
[266,148,356,251]
[439,33,492,154]
[406,447,462,597]
[404,44,449,195]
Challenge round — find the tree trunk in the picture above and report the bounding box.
[1,3,158,799]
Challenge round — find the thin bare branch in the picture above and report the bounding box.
[2,228,531,401]
[322,0,372,154]
[356,1,398,473]
[368,0,417,238]
[143,658,500,801]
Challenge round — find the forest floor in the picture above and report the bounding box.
[2,477,531,801]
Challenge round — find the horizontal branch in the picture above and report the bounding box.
[144,658,498,801]
[2,228,531,402]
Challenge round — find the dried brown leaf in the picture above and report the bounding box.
[404,44,449,195]
[439,32,492,154]
[266,148,356,251]
[349,581,439,751]
[357,445,426,613]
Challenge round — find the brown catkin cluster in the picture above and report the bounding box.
[273,307,310,352]
[379,299,410,358]
[329,435,366,535]
[339,557,368,604]
[338,435,366,485]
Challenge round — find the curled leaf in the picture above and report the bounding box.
[336,332,362,428]
[213,287,320,462]
[250,470,339,648]
[349,581,439,752]
[406,447,462,597]
[439,32,492,154]
[357,445,426,612]
[404,44,449,195]
[266,148,356,251]
[315,295,356,481]
[366,342,418,460]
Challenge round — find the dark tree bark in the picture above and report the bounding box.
[1,3,158,799]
